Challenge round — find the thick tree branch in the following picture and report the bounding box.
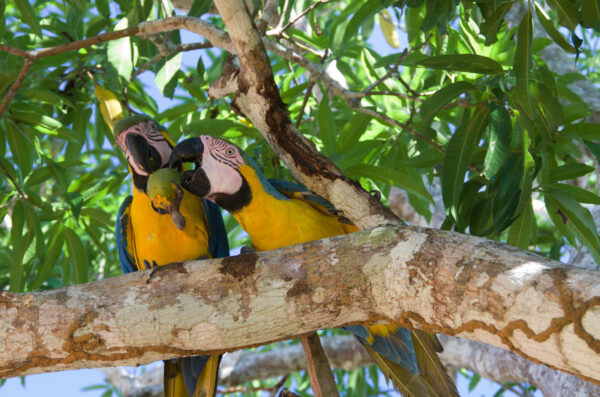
[1,225,599,383]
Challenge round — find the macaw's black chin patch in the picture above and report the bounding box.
[214,176,251,213]
[181,169,211,198]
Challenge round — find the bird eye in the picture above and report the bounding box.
[225,148,235,156]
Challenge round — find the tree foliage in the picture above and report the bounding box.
[1,0,599,396]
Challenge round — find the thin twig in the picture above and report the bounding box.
[131,41,212,81]
[349,103,445,153]
[275,0,330,36]
[0,160,28,200]
[295,50,328,128]
[362,50,407,93]
[0,58,32,119]
[269,374,290,397]
[0,44,31,59]
[218,385,276,394]
[257,0,280,35]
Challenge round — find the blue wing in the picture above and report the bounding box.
[344,325,419,374]
[268,178,336,212]
[116,195,136,274]
[202,198,230,259]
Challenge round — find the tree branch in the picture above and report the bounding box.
[103,333,600,397]
[1,225,599,384]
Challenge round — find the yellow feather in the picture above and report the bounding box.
[129,187,210,268]
[164,360,191,397]
[364,345,440,397]
[233,165,348,251]
[94,84,123,131]
[192,355,220,397]
[411,330,459,397]
[378,10,400,48]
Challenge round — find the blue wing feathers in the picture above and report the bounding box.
[344,325,420,374]
[267,178,335,210]
[116,196,136,274]
[203,198,230,259]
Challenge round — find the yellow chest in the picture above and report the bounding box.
[129,188,210,269]
[232,167,353,252]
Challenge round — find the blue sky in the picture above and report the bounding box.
[1,12,544,397]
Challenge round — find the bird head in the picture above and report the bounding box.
[146,168,186,230]
[114,115,174,184]
[169,136,251,212]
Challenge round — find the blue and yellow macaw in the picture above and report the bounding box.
[113,116,229,397]
[168,135,458,397]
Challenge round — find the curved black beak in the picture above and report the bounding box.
[168,137,205,169]
[126,133,162,174]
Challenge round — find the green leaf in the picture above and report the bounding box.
[545,194,576,245]
[64,227,88,284]
[442,106,490,218]
[468,373,481,392]
[343,0,382,42]
[24,202,45,262]
[0,0,6,38]
[514,9,533,118]
[561,123,600,140]
[530,81,564,136]
[317,94,336,155]
[96,0,110,17]
[420,81,475,126]
[15,0,42,37]
[415,54,504,74]
[479,2,513,45]
[547,0,581,31]
[338,113,372,153]
[483,104,511,179]
[6,120,33,178]
[547,163,595,183]
[545,187,600,263]
[188,0,212,17]
[344,163,434,202]
[582,0,600,30]
[156,53,182,96]
[29,223,64,290]
[534,2,577,53]
[403,149,444,168]
[491,154,523,232]
[546,183,600,205]
[107,18,133,80]
[507,201,534,249]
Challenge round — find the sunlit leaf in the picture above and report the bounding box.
[534,2,577,53]
[64,227,89,284]
[547,0,581,31]
[107,18,133,80]
[514,9,533,118]
[415,54,504,74]
[378,9,399,48]
[14,0,42,37]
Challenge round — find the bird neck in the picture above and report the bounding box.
[227,165,290,249]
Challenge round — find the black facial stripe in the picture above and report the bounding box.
[210,150,238,169]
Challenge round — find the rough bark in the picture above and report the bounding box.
[1,225,599,383]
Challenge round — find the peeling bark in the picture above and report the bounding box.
[1,225,599,383]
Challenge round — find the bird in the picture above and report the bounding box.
[113,116,229,397]
[168,135,458,397]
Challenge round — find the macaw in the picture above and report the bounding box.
[168,135,458,397]
[113,116,229,397]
